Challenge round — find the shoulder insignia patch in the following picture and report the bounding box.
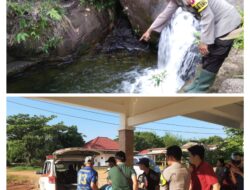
[191,0,208,12]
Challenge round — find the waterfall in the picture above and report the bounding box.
[121,8,201,94]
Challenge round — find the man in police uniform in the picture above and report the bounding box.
[77,156,98,190]
[140,0,241,93]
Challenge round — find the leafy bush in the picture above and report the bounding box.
[7,0,64,54]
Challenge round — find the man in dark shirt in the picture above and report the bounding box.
[137,158,160,190]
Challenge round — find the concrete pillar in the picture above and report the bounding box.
[119,129,134,166]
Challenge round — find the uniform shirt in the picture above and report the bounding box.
[191,161,218,190]
[162,162,190,190]
[143,169,160,190]
[77,166,98,190]
[108,163,136,190]
[149,0,241,44]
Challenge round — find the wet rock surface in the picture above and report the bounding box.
[96,17,150,53]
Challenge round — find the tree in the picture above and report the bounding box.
[199,136,224,145]
[161,133,184,147]
[134,132,164,151]
[7,114,85,165]
[219,127,243,160]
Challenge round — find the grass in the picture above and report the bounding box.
[8,166,41,171]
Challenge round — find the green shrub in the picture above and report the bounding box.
[7,0,64,54]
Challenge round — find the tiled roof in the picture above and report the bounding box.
[83,137,119,151]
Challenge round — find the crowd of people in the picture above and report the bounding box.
[76,145,244,190]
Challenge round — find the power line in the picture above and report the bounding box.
[153,122,223,131]
[25,99,223,131]
[137,127,224,135]
[27,98,118,118]
[8,100,225,135]
[7,100,119,126]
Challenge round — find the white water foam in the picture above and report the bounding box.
[121,8,201,94]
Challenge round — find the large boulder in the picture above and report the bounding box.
[210,49,244,93]
[7,0,113,63]
[119,0,168,34]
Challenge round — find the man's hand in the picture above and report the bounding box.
[140,29,152,42]
[212,183,220,190]
[198,42,209,56]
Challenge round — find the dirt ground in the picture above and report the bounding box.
[7,168,108,190]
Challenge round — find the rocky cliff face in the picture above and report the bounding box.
[7,0,113,62]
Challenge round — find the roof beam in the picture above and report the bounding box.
[128,97,242,127]
[31,97,126,114]
[184,111,242,129]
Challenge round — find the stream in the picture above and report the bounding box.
[7,8,201,94]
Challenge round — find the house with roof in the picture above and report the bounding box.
[83,137,119,166]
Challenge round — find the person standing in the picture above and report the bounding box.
[188,145,220,190]
[108,151,138,190]
[229,152,244,190]
[77,156,98,190]
[215,158,226,186]
[161,145,190,190]
[140,0,241,93]
[137,157,160,190]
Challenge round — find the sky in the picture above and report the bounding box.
[6,97,227,142]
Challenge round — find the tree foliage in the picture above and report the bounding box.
[134,132,164,151]
[161,133,184,147]
[7,114,85,166]
[134,132,184,151]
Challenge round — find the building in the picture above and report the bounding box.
[83,137,119,166]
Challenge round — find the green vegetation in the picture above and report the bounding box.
[8,166,41,171]
[79,0,116,10]
[7,0,64,54]
[233,9,244,49]
[150,70,167,87]
[7,114,85,166]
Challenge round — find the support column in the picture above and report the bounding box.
[119,129,134,166]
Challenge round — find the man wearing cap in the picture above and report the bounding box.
[229,152,244,190]
[108,151,138,190]
[160,145,190,190]
[140,0,241,93]
[137,158,160,190]
[77,156,98,190]
[188,145,220,190]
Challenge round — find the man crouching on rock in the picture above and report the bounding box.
[140,0,242,93]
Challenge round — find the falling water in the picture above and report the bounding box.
[122,8,201,94]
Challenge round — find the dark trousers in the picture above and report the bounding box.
[202,36,234,74]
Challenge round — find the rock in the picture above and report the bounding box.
[218,78,243,93]
[119,0,168,34]
[97,17,150,53]
[7,61,38,77]
[119,0,243,36]
[210,49,244,93]
[7,0,113,62]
